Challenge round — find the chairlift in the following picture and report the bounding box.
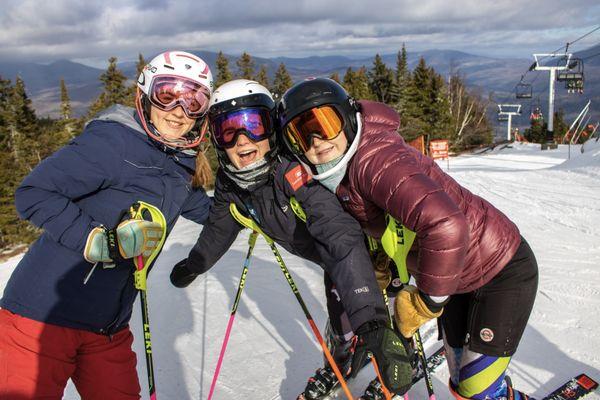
[516,82,532,99]
[530,97,543,122]
[556,58,584,93]
[530,106,543,122]
[497,114,509,122]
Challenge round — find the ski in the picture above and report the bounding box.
[542,373,598,400]
[411,346,446,385]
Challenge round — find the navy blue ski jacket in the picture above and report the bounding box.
[1,105,211,334]
[186,157,388,332]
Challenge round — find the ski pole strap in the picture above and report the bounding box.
[370,356,393,400]
[229,203,274,244]
[380,215,416,284]
[129,201,167,291]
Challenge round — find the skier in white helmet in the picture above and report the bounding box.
[170,79,413,399]
[0,50,214,399]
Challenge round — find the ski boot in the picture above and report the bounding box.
[297,367,340,400]
[297,323,353,400]
[359,378,405,400]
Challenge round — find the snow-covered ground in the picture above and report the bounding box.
[1,140,599,399]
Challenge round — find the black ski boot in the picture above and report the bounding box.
[359,378,404,400]
[298,367,340,400]
[297,322,352,400]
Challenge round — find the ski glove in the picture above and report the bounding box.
[350,320,413,395]
[372,250,392,291]
[83,219,164,264]
[394,285,445,338]
[170,259,199,288]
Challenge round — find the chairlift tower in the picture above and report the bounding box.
[498,104,522,141]
[532,53,572,139]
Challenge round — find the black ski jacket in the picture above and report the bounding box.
[187,157,387,331]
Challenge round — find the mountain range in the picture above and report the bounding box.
[1,45,598,136]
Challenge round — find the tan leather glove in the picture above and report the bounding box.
[394,285,443,338]
[372,250,392,291]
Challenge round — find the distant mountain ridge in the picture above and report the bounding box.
[1,45,598,134]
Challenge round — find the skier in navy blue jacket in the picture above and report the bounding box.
[0,51,213,399]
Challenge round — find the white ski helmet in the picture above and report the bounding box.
[208,79,278,168]
[135,50,214,149]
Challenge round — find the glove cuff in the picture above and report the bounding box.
[415,292,444,318]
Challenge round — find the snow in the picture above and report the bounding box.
[1,140,599,399]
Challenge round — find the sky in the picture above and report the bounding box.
[0,0,599,66]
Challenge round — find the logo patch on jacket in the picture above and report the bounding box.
[285,165,312,191]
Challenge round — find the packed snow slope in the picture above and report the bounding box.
[1,141,599,399]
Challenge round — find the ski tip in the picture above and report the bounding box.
[575,374,598,391]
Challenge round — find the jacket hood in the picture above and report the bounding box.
[86,104,145,135]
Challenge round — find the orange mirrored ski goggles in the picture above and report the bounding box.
[284,105,344,153]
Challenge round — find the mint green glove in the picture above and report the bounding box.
[84,219,165,263]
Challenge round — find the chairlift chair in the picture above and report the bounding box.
[557,58,584,93]
[516,82,532,99]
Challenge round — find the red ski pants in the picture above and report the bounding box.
[0,309,141,399]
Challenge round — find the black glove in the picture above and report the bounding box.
[350,320,413,395]
[170,259,199,288]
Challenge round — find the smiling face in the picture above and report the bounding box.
[150,104,196,140]
[303,130,348,165]
[224,133,271,169]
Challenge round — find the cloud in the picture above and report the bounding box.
[0,0,598,63]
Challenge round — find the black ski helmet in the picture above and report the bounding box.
[278,78,360,162]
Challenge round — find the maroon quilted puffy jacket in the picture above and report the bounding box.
[336,100,521,296]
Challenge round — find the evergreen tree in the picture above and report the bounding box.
[215,51,233,87]
[552,109,568,142]
[343,66,373,100]
[60,78,71,120]
[0,76,12,148]
[329,72,341,83]
[236,52,255,80]
[10,76,37,164]
[428,71,451,139]
[256,65,269,88]
[0,76,41,247]
[342,67,355,93]
[272,62,293,98]
[368,54,395,104]
[524,119,547,143]
[87,56,129,117]
[394,44,411,114]
[125,53,146,107]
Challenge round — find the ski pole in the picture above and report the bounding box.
[207,232,258,400]
[130,201,167,400]
[413,329,436,400]
[228,204,354,400]
[266,239,355,400]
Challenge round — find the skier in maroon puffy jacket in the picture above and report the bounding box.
[279,78,538,400]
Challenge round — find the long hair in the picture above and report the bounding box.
[192,148,213,188]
